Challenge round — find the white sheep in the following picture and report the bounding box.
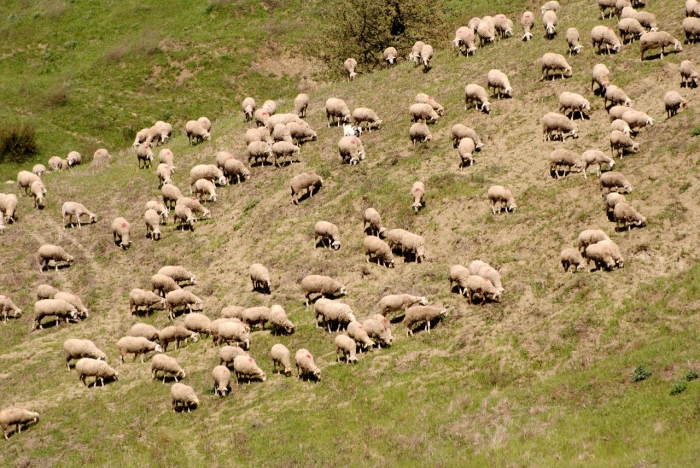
[314,221,341,250]
[171,383,199,412]
[36,284,58,300]
[156,163,176,188]
[410,181,425,213]
[608,105,634,122]
[493,14,514,39]
[262,100,277,115]
[223,158,250,184]
[335,334,358,364]
[401,232,426,263]
[363,318,393,348]
[577,229,610,252]
[457,137,476,168]
[640,31,682,60]
[144,209,162,241]
[37,244,74,272]
[293,93,309,117]
[216,321,250,349]
[271,140,300,167]
[621,110,653,132]
[591,63,611,95]
[559,92,589,120]
[403,305,448,335]
[32,299,78,329]
[0,408,39,440]
[174,205,196,231]
[75,358,119,387]
[408,122,433,146]
[0,295,21,323]
[271,343,293,376]
[176,196,210,220]
[521,11,535,41]
[376,294,428,317]
[184,313,212,337]
[129,323,160,341]
[419,44,433,71]
[613,201,646,230]
[219,345,248,368]
[54,292,89,319]
[664,91,687,118]
[477,17,496,45]
[30,180,46,209]
[464,83,491,113]
[90,148,112,169]
[166,289,203,320]
[185,120,210,145]
[193,179,217,203]
[266,113,302,129]
[151,121,173,145]
[585,240,624,270]
[136,143,154,169]
[159,148,175,166]
[542,10,558,39]
[295,349,321,382]
[541,53,572,80]
[17,170,42,195]
[32,164,46,177]
[109,217,130,249]
[598,0,617,19]
[269,305,294,335]
[618,17,645,43]
[337,135,365,165]
[610,119,631,135]
[151,354,186,383]
[245,127,270,145]
[464,276,502,305]
[351,107,382,132]
[212,365,231,396]
[566,28,583,55]
[541,1,560,14]
[581,150,615,178]
[242,306,271,330]
[290,171,323,205]
[158,265,196,286]
[383,46,398,65]
[591,25,622,54]
[314,298,356,332]
[348,321,375,351]
[415,93,445,116]
[242,97,256,121]
[272,123,292,144]
[325,98,351,127]
[116,336,162,362]
[623,8,658,32]
[610,130,640,158]
[158,325,199,352]
[254,109,271,127]
[344,58,358,81]
[408,41,425,62]
[688,0,700,17]
[249,263,271,293]
[561,248,586,272]
[453,27,477,55]
[548,149,581,178]
[233,355,267,384]
[606,193,627,216]
[541,112,579,141]
[386,228,409,253]
[0,193,17,224]
[487,69,513,98]
[247,140,272,166]
[288,121,317,146]
[48,156,64,172]
[151,273,181,297]
[488,185,517,214]
[600,172,633,194]
[161,184,183,209]
[61,201,97,229]
[364,235,394,268]
[363,207,387,237]
[409,103,439,124]
[189,164,227,190]
[680,60,699,88]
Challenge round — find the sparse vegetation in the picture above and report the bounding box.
[632,366,652,383]
[670,379,688,395]
[0,123,38,164]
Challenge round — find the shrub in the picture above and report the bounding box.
[0,123,39,164]
[686,370,698,382]
[670,379,687,395]
[631,366,651,382]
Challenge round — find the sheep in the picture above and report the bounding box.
[17,170,42,195]
[212,365,231,396]
[606,193,627,216]
[272,123,292,144]
[314,298,356,332]
[48,156,64,172]
[295,349,321,381]
[410,181,425,213]
[290,171,323,205]
[271,141,300,167]
[54,292,89,319]
[618,17,645,43]
[363,318,393,348]
[613,202,646,230]
[521,11,535,41]
[159,148,175,166]
[136,143,154,169]
[386,228,408,252]
[487,69,513,98]
[542,10,558,39]
[616,0,632,15]
[351,107,382,132]
[581,150,615,178]
[249,263,271,293]
[108,217,131,249]
[559,92,590,120]
[221,306,245,320]
[116,336,162,363]
[493,14,514,39]
[90,148,112,169]
[32,164,46,177]
[363,208,387,237]
[610,119,631,135]
[0,408,39,440]
[151,273,181,298]
[688,0,700,17]
[32,299,77,329]
[598,0,618,19]
[338,135,366,165]
[75,358,119,387]
[541,1,560,14]
[245,127,271,145]
[413,95,444,118]
[151,121,173,145]
[325,98,352,127]
[457,137,476,168]
[30,180,46,209]
[156,163,176,187]
[541,53,572,80]
[269,305,294,335]
[144,209,162,240]
[261,100,277,116]
[464,84,491,113]
[403,305,448,335]
[401,232,426,263]
[267,343,293,376]
[242,97,256,121]
[174,205,196,231]
[548,149,581,178]
[192,179,217,203]
[383,46,398,65]
[151,354,186,383]
[166,289,203,320]
[477,17,496,45]
[133,128,150,148]
[585,241,623,270]
[61,202,97,229]
[680,60,699,88]
[289,93,309,119]
[488,185,517,214]
[409,41,425,62]
[664,91,687,118]
[222,158,250,185]
[610,130,640,158]
[161,183,183,209]
[577,229,610,252]
[158,325,199,352]
[347,321,375,352]
[129,323,160,341]
[608,106,635,123]
[640,31,682,60]
[0,295,21,323]
[476,265,504,293]
[36,284,58,300]
[0,193,17,223]
[419,44,433,71]
[38,244,74,272]
[465,275,502,305]
[233,355,267,384]
[189,164,227,190]
[217,321,250,349]
[600,171,633,194]
[219,345,248,368]
[314,221,341,250]
[335,334,358,364]
[157,265,196,286]
[566,28,583,55]
[376,294,428,317]
[246,140,272,166]
[591,26,622,54]
[364,235,394,268]
[184,313,212,337]
[453,27,477,55]
[409,103,439,124]
[254,109,271,127]
[287,121,317,146]
[561,248,586,272]
[266,113,302,130]
[171,383,199,412]
[541,112,579,141]
[591,63,611,95]
[175,198,209,222]
[624,9,658,32]
[343,58,358,81]
[302,275,348,306]
[185,120,210,145]
[242,306,271,330]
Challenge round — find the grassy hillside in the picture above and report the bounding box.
[2,0,700,466]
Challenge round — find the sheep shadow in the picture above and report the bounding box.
[175,224,195,232]
[249,159,275,168]
[155,375,182,384]
[295,187,322,205]
[296,373,321,383]
[252,285,271,295]
[173,403,198,413]
[2,420,39,439]
[563,111,590,121]
[541,75,569,82]
[33,318,61,330]
[389,315,405,325]
[130,307,158,317]
[614,224,644,233]
[85,376,118,388]
[406,317,444,335]
[270,327,293,336]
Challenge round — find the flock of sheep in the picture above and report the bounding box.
[0,0,694,440]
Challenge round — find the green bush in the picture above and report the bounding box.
[0,123,39,164]
[670,379,688,395]
[631,366,652,382]
[686,370,698,382]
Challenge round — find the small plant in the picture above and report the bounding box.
[691,126,700,137]
[631,366,652,382]
[0,123,38,163]
[243,199,259,213]
[680,182,692,193]
[686,370,699,382]
[670,379,687,395]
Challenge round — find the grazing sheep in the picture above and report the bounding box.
[621,110,653,132]
[585,241,622,270]
[619,17,645,43]
[32,299,77,329]
[185,120,210,145]
[0,193,17,224]
[613,202,646,230]
[151,121,173,145]
[477,17,496,45]
[403,306,448,335]
[212,365,231,396]
[566,28,583,55]
[664,91,687,118]
[295,349,321,381]
[337,135,366,165]
[344,58,358,81]
[610,119,631,135]
[288,121,317,145]
[325,98,352,127]
[493,14,514,39]
[292,93,309,118]
[290,171,323,205]
[451,125,484,150]
[487,69,513,98]
[559,92,589,120]
[266,113,302,130]
[48,157,64,172]
[610,130,640,158]
[261,100,277,116]
[90,148,112,169]
[548,149,581,178]
[409,123,432,146]
[242,97,256,122]
[233,355,267,384]
[38,244,74,272]
[542,10,558,39]
[221,306,244,320]
[541,1,560,13]
[176,197,210,220]
[158,325,199,352]
[171,383,199,412]
[541,112,579,141]
[151,274,181,298]
[419,44,433,71]
[335,334,358,364]
[616,0,632,15]
[271,141,300,167]
[249,263,271,293]
[223,158,251,184]
[600,172,633,195]
[453,27,477,55]
[161,183,183,209]
[110,217,131,249]
[577,229,610,252]
[465,276,502,305]
[193,179,217,203]
[409,103,439,124]
[561,248,586,272]
[215,151,234,169]
[144,209,162,240]
[352,107,382,131]
[598,0,618,19]
[174,205,196,231]
[688,0,700,17]
[521,11,535,41]
[32,164,46,177]
[166,289,203,320]
[129,323,160,341]
[411,181,425,213]
[151,354,186,383]
[314,221,341,250]
[30,180,46,209]
[591,63,611,95]
[488,185,517,213]
[314,298,356,332]
[541,53,572,80]
[75,358,119,387]
[581,150,615,178]
[245,127,271,146]
[159,149,175,166]
[270,343,293,376]
[0,295,21,323]
[116,336,162,363]
[219,346,248,368]
[364,235,394,268]
[401,232,426,263]
[608,105,635,122]
[54,292,88,319]
[184,313,212,337]
[216,321,250,349]
[348,321,375,352]
[377,294,428,317]
[680,60,699,88]
[269,304,294,335]
[449,264,470,293]
[136,144,154,169]
[383,46,398,64]
[242,306,271,330]
[36,284,58,300]
[464,83,491,113]
[606,193,627,216]
[61,202,97,229]
[457,137,476,168]
[640,31,682,60]
[156,163,176,187]
[363,208,387,237]
[17,170,42,195]
[145,200,169,220]
[363,318,393,348]
[476,265,504,292]
[189,164,227,190]
[591,26,622,54]
[470,260,490,276]
[158,266,196,286]
[254,109,271,127]
[409,41,425,62]
[210,319,240,343]
[386,228,409,253]
[623,8,657,32]
[272,123,292,144]
[0,408,39,440]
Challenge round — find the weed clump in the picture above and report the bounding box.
[0,123,38,164]
[670,379,687,395]
[631,366,652,382]
[686,370,698,381]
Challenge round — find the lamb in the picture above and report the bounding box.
[129,323,160,341]
[338,135,366,165]
[408,41,425,62]
[151,354,186,383]
[61,201,97,229]
[174,205,196,231]
[477,17,496,45]
[401,232,426,263]
[272,141,300,167]
[409,103,439,124]
[591,26,622,54]
[314,221,341,250]
[352,107,382,131]
[606,193,627,216]
[464,84,491,113]
[664,91,687,118]
[610,130,640,158]
[219,346,248,367]
[363,208,387,237]
[376,294,428,317]
[521,11,535,41]
[75,358,119,387]
[233,355,267,384]
[585,241,623,270]
[457,137,476,168]
[171,383,199,412]
[136,143,154,169]
[116,336,162,363]
[640,31,682,60]
[343,58,358,81]
[212,365,231,396]
[189,164,227,189]
[621,109,653,132]
[158,325,199,352]
[680,60,699,88]
[364,235,394,268]
[216,321,250,349]
[453,27,477,55]
[290,171,323,205]
[411,181,425,213]
[618,17,645,43]
[335,334,358,364]
[269,304,294,335]
[161,183,183,209]
[559,92,590,120]
[0,295,21,323]
[54,292,89,319]
[542,10,558,39]
[156,163,176,187]
[419,44,433,71]
[159,148,175,166]
[223,158,251,184]
[541,1,560,14]
[541,53,572,80]
[48,156,64,172]
[577,229,610,251]
[109,217,131,249]
[610,119,631,135]
[487,69,513,98]
[17,170,42,195]
[325,98,352,127]
[144,209,162,240]
[242,97,256,121]
[249,263,271,293]
[166,289,203,320]
[32,164,46,177]
[38,244,74,272]
[295,349,321,381]
[0,408,39,440]
[493,14,514,39]
[566,28,583,55]
[548,149,581,178]
[541,112,579,141]
[0,193,17,223]
[184,313,212,337]
[383,46,398,64]
[90,148,112,169]
[362,318,393,348]
[151,273,181,297]
[488,185,517,214]
[185,120,210,145]
[32,299,78,329]
[36,284,58,300]
[242,306,271,330]
[348,321,375,351]
[314,298,356,332]
[561,248,586,272]
[30,180,46,209]
[581,150,615,178]
[600,171,633,194]
[403,305,448,335]
[465,275,502,305]
[591,63,611,95]
[613,201,647,230]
